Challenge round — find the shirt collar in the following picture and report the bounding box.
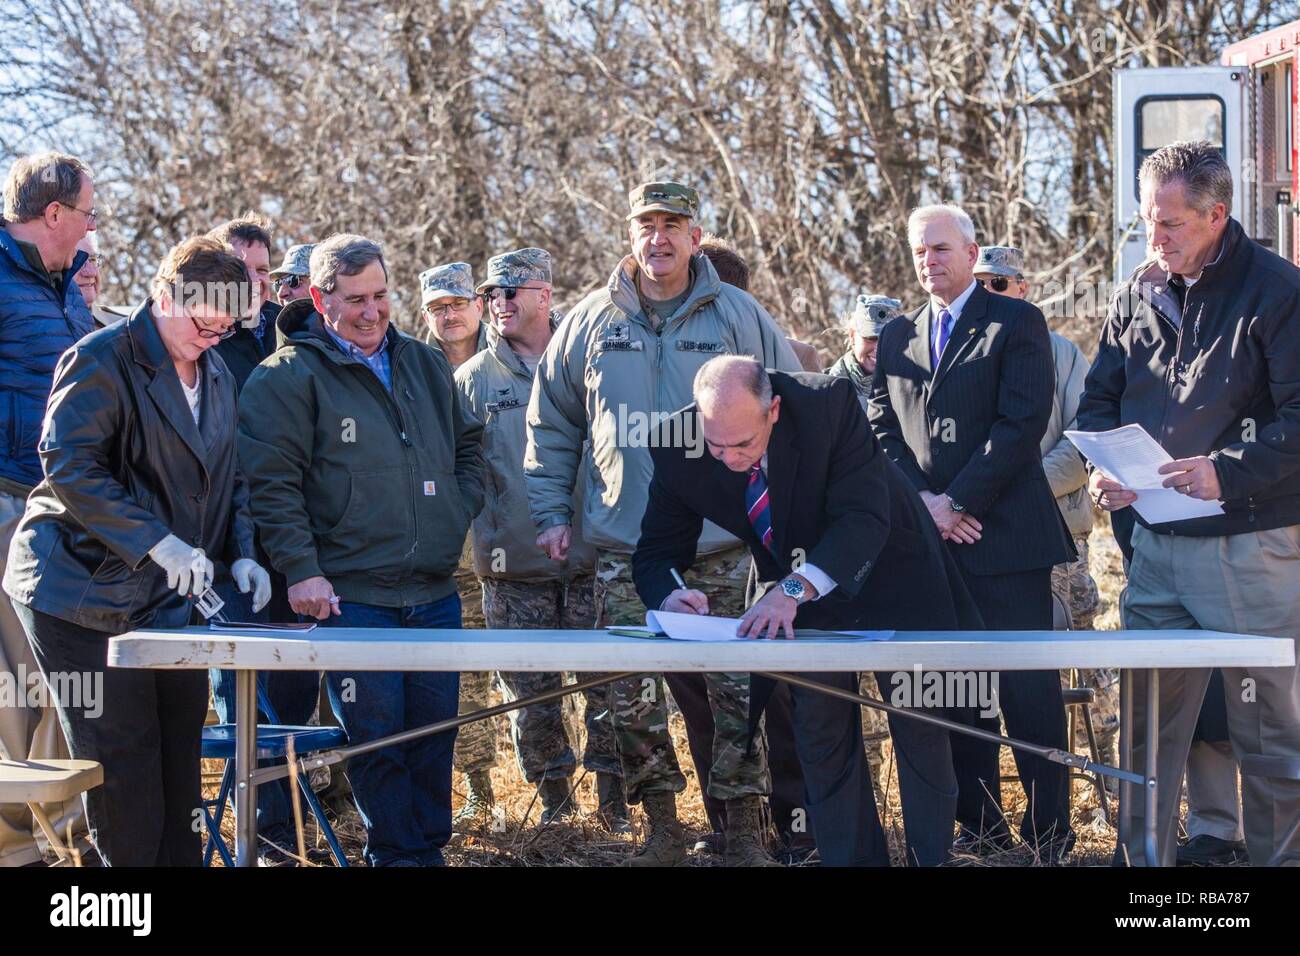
[323,322,386,360]
[1173,231,1228,288]
[930,278,978,323]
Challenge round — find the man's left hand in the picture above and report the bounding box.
[736,586,799,640]
[1158,457,1222,501]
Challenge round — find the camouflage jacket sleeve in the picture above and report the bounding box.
[526,305,588,531]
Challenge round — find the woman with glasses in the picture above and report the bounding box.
[3,236,272,866]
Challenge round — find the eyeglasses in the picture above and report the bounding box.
[188,312,237,341]
[483,285,545,302]
[274,274,306,292]
[58,201,97,226]
[427,298,474,319]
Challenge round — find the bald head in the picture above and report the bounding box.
[694,356,780,472]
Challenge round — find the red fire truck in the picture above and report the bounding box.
[1114,20,1300,283]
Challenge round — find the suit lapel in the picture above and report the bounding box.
[197,354,225,454]
[905,304,933,381]
[931,285,992,393]
[129,306,212,469]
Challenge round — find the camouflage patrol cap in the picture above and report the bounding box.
[975,245,1025,278]
[475,247,552,294]
[851,294,903,337]
[270,243,316,278]
[420,261,476,306]
[626,181,700,221]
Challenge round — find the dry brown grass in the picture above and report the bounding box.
[200,518,1193,866]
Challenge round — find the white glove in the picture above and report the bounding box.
[231,558,272,613]
[147,534,214,598]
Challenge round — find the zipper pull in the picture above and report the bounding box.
[400,431,412,447]
[562,578,569,608]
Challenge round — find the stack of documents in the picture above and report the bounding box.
[607,610,893,642]
[1065,424,1224,524]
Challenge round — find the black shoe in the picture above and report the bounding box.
[539,777,576,824]
[952,827,1015,858]
[1176,834,1248,866]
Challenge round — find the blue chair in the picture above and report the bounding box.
[201,682,349,866]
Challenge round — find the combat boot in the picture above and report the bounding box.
[621,790,687,867]
[723,796,782,867]
[595,772,632,833]
[539,776,576,824]
[453,770,495,828]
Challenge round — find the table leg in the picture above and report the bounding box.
[1118,668,1133,861]
[1142,668,1160,867]
[234,668,258,868]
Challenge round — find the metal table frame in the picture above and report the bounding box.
[108,627,1293,868]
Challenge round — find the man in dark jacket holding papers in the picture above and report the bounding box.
[1079,140,1300,867]
[633,357,982,866]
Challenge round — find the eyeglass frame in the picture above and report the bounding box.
[979,274,1024,293]
[187,310,238,341]
[425,296,477,319]
[274,273,307,292]
[57,201,98,226]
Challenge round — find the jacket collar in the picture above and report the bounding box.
[127,299,225,468]
[0,228,88,298]
[484,310,559,379]
[1133,217,1247,322]
[608,252,720,329]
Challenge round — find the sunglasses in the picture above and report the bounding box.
[981,275,1022,293]
[274,274,307,291]
[483,285,544,302]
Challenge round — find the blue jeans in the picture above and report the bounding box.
[208,581,321,850]
[319,594,461,867]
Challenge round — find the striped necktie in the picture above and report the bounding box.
[746,464,776,555]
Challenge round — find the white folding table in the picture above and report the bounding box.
[108,626,1294,867]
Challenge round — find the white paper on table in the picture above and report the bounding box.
[1064,425,1224,524]
[643,610,893,642]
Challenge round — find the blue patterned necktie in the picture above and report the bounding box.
[932,307,952,368]
[746,464,776,555]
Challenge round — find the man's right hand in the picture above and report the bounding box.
[1088,470,1137,512]
[288,575,341,620]
[537,524,571,561]
[661,588,710,615]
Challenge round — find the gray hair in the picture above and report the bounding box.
[3,151,91,224]
[907,203,976,246]
[1139,140,1233,215]
[694,355,773,409]
[310,233,387,293]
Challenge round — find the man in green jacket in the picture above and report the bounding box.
[238,233,484,867]
[526,181,801,866]
[456,246,627,831]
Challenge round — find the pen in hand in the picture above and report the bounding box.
[668,567,709,616]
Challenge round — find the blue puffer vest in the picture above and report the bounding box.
[0,229,94,490]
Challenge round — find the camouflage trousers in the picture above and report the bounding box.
[1053,536,1118,760]
[452,561,496,775]
[482,575,622,783]
[859,672,889,789]
[595,546,771,805]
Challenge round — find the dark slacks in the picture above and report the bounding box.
[14,602,207,867]
[665,673,806,839]
[948,566,1072,847]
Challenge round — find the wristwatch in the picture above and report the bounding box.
[780,577,807,603]
[947,495,966,513]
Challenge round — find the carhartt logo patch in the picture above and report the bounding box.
[423,480,436,496]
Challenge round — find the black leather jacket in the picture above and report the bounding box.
[3,301,256,633]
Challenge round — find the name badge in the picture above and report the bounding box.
[485,398,524,413]
[423,480,436,496]
[675,340,726,354]
[595,339,644,352]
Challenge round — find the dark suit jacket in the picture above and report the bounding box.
[867,284,1073,577]
[632,372,983,635]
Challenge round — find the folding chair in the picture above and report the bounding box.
[200,681,349,866]
[0,758,101,865]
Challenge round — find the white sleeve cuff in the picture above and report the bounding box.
[796,562,837,599]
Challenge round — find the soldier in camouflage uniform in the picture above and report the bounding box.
[527,182,804,866]
[828,293,902,414]
[458,248,628,829]
[976,246,1115,767]
[420,263,498,822]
